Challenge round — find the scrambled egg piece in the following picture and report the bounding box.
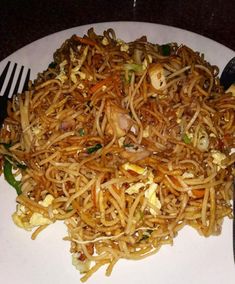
[39,194,54,206]
[122,162,147,175]
[12,194,54,230]
[211,150,227,170]
[143,125,150,138]
[144,183,161,216]
[117,39,129,52]
[126,182,146,195]
[123,164,161,216]
[56,60,68,83]
[72,253,91,273]
[12,205,32,231]
[71,68,86,84]
[101,36,109,46]
[29,213,52,227]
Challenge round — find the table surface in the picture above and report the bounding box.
[0,0,234,62]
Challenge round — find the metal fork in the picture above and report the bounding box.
[0,61,31,126]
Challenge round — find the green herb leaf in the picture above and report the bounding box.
[161,44,171,56]
[0,142,12,149]
[48,62,57,69]
[140,234,149,241]
[3,158,22,195]
[183,133,191,144]
[139,229,153,242]
[86,143,102,154]
[78,128,85,136]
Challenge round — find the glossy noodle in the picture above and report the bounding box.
[0,28,234,282]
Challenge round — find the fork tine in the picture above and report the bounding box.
[22,68,31,92]
[0,61,11,92]
[3,63,17,98]
[0,63,31,127]
[12,65,24,95]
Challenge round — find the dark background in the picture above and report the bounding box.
[0,0,234,61]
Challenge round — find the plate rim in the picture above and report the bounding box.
[2,21,234,63]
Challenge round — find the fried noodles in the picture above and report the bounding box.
[0,28,234,281]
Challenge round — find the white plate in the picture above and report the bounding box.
[0,22,234,284]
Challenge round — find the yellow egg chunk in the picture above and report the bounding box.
[12,194,54,230]
[144,183,161,216]
[122,162,147,175]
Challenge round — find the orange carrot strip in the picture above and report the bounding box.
[89,77,113,94]
[192,189,205,198]
[75,36,97,46]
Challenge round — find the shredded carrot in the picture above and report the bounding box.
[89,77,114,94]
[113,78,122,97]
[75,36,97,47]
[170,176,181,187]
[192,189,205,198]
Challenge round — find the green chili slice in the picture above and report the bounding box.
[86,143,102,154]
[3,158,22,195]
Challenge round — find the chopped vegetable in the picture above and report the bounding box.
[87,143,102,154]
[1,142,12,149]
[139,229,153,241]
[123,143,134,148]
[48,62,57,69]
[148,64,166,90]
[124,63,143,72]
[4,155,27,170]
[89,77,113,94]
[122,162,147,175]
[3,158,22,195]
[182,133,191,144]
[121,74,132,84]
[1,142,27,168]
[161,44,171,56]
[211,150,227,170]
[197,130,209,152]
[192,189,205,198]
[78,128,85,136]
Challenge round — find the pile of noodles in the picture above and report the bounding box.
[0,28,234,282]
